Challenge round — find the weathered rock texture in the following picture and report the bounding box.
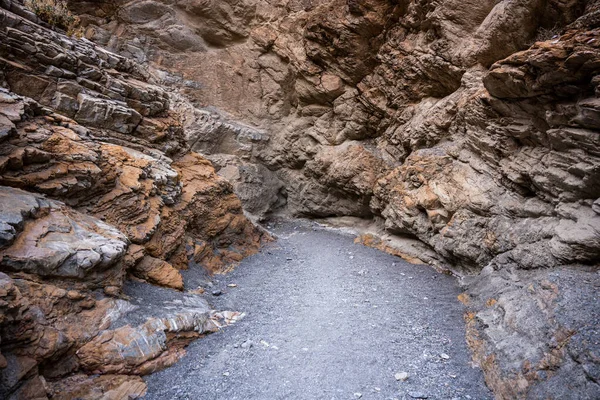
[0,5,266,281]
[1,0,600,398]
[0,2,267,398]
[56,0,600,398]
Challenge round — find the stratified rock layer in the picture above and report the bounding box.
[0,2,267,398]
[1,0,599,398]
[0,186,128,286]
[60,0,600,398]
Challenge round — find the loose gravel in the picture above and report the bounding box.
[143,220,492,400]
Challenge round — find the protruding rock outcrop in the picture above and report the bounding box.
[0,186,128,288]
[1,0,599,398]
[0,2,268,398]
[0,88,266,283]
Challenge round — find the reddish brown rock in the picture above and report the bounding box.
[0,91,267,282]
[1,0,599,398]
[165,153,266,272]
[76,304,222,376]
[131,256,183,291]
[0,269,137,399]
[47,374,147,400]
[0,4,267,397]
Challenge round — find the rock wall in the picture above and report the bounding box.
[0,2,267,279]
[1,0,599,398]
[0,2,267,398]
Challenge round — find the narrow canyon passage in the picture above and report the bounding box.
[140,221,492,400]
[1,1,600,397]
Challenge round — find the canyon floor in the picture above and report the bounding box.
[136,220,492,400]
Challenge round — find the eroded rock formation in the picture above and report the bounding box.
[0,2,266,397]
[1,0,599,398]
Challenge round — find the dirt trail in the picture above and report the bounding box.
[141,220,492,400]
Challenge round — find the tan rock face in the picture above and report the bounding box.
[1,0,600,398]
[0,104,262,395]
[0,92,266,282]
[0,269,137,399]
[56,0,600,397]
[0,2,268,398]
[47,374,147,400]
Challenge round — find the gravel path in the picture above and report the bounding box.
[143,220,492,400]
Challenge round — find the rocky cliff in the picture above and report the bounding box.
[0,1,266,398]
[1,0,599,399]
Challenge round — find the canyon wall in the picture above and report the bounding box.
[0,2,266,398]
[0,0,599,399]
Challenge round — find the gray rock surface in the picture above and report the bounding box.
[463,264,600,399]
[0,185,128,284]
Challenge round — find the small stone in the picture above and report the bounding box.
[408,391,428,399]
[241,340,253,349]
[67,290,84,300]
[211,290,222,296]
[354,393,362,398]
[227,283,237,288]
[23,124,37,133]
[440,353,450,360]
[395,372,409,381]
[286,257,293,261]
[80,298,95,309]
[103,286,120,297]
[189,287,205,295]
[260,340,270,347]
[222,372,230,377]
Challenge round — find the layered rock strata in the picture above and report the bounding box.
[61,0,600,398]
[0,2,266,398]
[0,0,599,399]
[0,6,267,282]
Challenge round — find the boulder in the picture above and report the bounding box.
[0,186,128,286]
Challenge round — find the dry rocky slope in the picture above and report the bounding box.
[0,0,599,398]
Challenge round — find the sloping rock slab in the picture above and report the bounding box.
[0,185,128,288]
